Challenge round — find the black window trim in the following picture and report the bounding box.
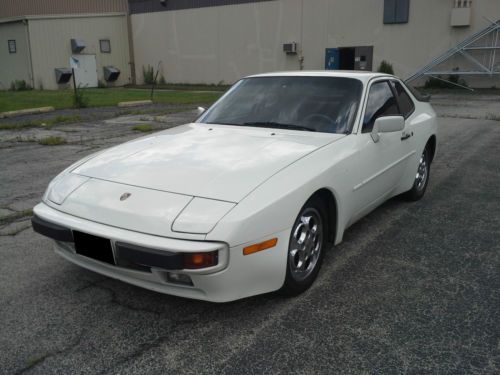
[360,78,401,134]
[8,39,16,54]
[389,79,415,120]
[384,0,410,24]
[99,39,111,53]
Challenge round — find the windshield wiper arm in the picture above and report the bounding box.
[243,122,315,132]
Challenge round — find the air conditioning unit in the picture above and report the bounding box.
[451,0,472,27]
[283,42,298,55]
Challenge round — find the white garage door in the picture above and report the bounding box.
[72,55,98,88]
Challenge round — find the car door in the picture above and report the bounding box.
[349,79,413,223]
[389,79,419,189]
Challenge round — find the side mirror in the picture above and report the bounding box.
[371,116,405,143]
[197,107,206,116]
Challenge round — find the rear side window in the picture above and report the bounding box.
[391,81,415,118]
[362,81,399,133]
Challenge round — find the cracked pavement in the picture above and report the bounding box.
[0,96,499,374]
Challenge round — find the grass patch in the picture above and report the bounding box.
[0,208,33,226]
[0,88,222,113]
[0,115,82,131]
[38,136,67,146]
[49,115,82,125]
[15,136,37,143]
[486,113,500,121]
[127,83,230,92]
[132,124,156,132]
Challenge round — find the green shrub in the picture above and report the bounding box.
[9,80,32,91]
[424,75,468,89]
[377,60,394,75]
[38,136,67,146]
[132,124,155,132]
[97,79,107,88]
[142,65,155,84]
[72,87,89,108]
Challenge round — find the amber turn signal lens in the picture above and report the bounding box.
[243,238,278,256]
[183,251,218,269]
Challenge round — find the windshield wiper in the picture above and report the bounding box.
[243,122,316,132]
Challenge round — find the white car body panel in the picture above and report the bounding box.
[172,198,236,234]
[72,124,335,203]
[33,71,438,302]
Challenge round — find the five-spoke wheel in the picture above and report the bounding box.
[404,146,431,201]
[281,197,327,295]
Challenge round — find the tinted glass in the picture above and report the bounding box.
[198,76,363,134]
[362,81,399,133]
[391,81,415,118]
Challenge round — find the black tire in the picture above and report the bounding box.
[280,196,327,296]
[404,146,430,201]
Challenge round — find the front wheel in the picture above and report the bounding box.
[280,197,327,296]
[404,147,430,201]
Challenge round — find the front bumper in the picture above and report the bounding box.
[32,203,289,302]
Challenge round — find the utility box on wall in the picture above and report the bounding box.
[451,0,472,27]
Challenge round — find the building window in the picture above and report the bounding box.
[100,39,111,53]
[8,40,16,54]
[384,0,410,24]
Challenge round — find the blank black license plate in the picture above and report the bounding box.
[73,231,115,265]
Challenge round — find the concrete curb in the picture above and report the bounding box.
[0,106,55,119]
[117,100,153,108]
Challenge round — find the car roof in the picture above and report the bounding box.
[246,70,395,83]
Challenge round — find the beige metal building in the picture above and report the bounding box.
[2,0,499,90]
[130,0,500,87]
[0,0,132,90]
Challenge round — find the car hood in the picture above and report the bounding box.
[72,123,344,202]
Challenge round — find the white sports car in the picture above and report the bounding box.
[32,71,437,302]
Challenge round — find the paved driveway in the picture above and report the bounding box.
[0,97,499,374]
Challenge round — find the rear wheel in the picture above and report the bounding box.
[280,197,327,296]
[404,146,430,201]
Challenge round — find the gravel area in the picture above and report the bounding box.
[0,96,498,374]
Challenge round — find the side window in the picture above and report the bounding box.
[100,39,111,53]
[391,81,415,118]
[8,40,16,54]
[362,81,399,133]
[384,0,410,24]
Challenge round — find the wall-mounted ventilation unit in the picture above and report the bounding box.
[71,39,86,53]
[55,68,72,84]
[283,42,297,55]
[451,0,472,27]
[104,66,121,82]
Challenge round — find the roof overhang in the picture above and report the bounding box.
[0,12,127,25]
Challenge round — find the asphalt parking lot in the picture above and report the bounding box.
[1,94,499,374]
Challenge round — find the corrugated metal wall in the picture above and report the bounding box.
[0,0,128,19]
[28,15,131,90]
[129,0,274,14]
[0,22,32,89]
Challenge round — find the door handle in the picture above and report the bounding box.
[401,131,413,141]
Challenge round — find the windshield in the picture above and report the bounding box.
[198,76,363,134]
